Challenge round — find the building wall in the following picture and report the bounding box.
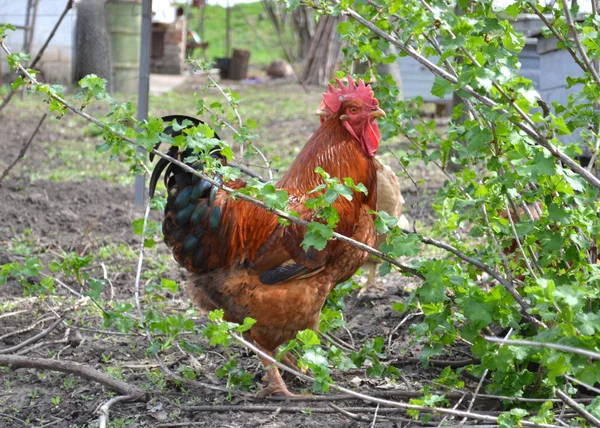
[0,0,76,86]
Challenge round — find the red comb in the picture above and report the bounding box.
[319,75,378,114]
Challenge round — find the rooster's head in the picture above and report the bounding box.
[316,75,385,158]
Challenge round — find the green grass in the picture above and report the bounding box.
[186,2,298,67]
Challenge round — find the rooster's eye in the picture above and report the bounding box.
[349,107,358,114]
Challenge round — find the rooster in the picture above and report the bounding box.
[150,76,385,397]
[315,91,410,295]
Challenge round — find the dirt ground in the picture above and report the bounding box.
[0,79,456,428]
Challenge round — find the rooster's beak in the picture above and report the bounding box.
[316,109,328,117]
[371,108,386,119]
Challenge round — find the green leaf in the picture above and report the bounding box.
[0,23,16,41]
[466,126,493,153]
[11,75,25,91]
[337,21,353,36]
[86,278,105,300]
[302,222,333,251]
[160,278,179,293]
[208,309,224,322]
[431,77,453,98]
[235,317,257,332]
[530,151,556,177]
[297,329,320,347]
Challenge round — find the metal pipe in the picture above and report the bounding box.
[135,0,152,206]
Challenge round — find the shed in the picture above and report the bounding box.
[396,14,545,115]
[0,0,76,86]
[530,15,588,149]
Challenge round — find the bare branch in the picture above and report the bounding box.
[560,0,600,86]
[0,316,62,354]
[483,336,600,359]
[97,395,137,428]
[0,113,47,186]
[0,355,147,400]
[556,389,600,427]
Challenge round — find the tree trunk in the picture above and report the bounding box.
[292,7,314,60]
[302,15,346,86]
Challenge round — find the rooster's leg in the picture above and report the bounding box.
[256,357,296,398]
[251,341,306,397]
[280,351,307,374]
[358,263,385,296]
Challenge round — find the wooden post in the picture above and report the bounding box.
[225,0,231,58]
[22,0,32,53]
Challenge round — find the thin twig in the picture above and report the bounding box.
[437,392,467,427]
[483,336,600,360]
[560,0,600,87]
[328,403,372,422]
[564,375,600,395]
[0,316,63,354]
[388,311,422,348]
[134,202,151,330]
[97,394,137,428]
[461,328,513,423]
[201,75,275,181]
[0,412,29,426]
[527,3,587,72]
[0,113,47,186]
[503,198,538,281]
[370,403,380,427]
[16,337,69,355]
[0,310,27,320]
[100,263,115,302]
[555,389,600,427]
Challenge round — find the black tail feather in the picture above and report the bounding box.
[148,115,222,198]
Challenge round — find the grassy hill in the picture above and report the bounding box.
[185,2,298,67]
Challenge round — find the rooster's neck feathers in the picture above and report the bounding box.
[278,118,377,201]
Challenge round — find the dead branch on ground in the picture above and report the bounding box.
[0,354,147,400]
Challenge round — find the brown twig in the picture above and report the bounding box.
[564,375,600,395]
[484,336,600,360]
[0,355,147,400]
[0,412,29,426]
[560,0,600,87]
[0,113,47,186]
[328,403,372,422]
[555,389,600,427]
[0,310,28,320]
[97,394,138,428]
[392,357,480,368]
[0,315,55,341]
[0,316,62,354]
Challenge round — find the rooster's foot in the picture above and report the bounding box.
[257,363,309,398]
[357,282,386,297]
